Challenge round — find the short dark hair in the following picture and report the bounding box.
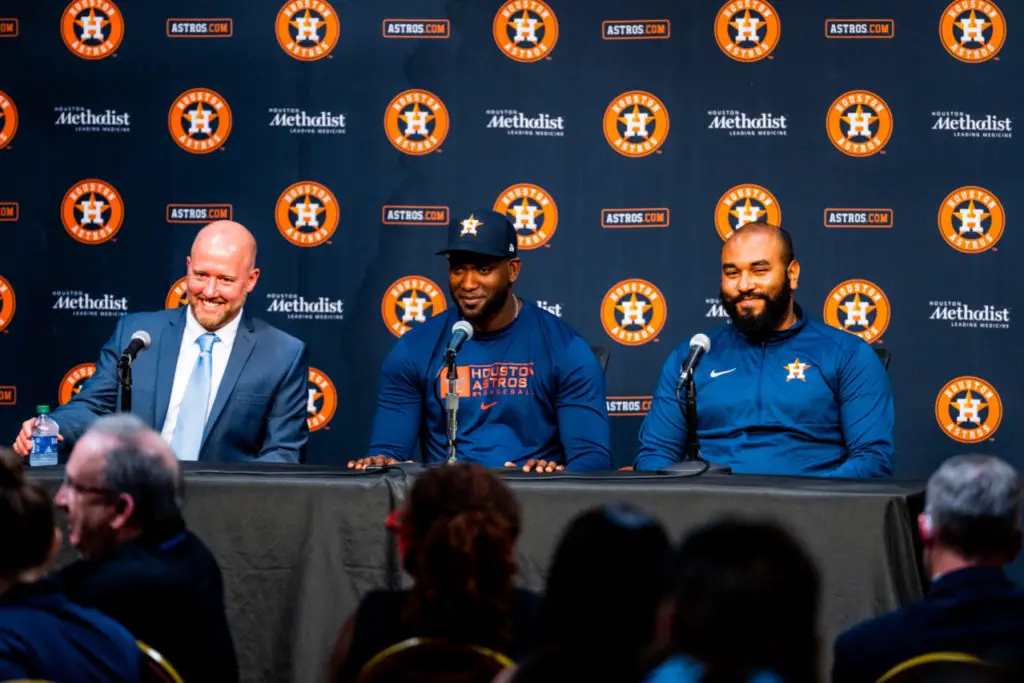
[0,447,55,576]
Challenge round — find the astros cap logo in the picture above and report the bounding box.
[61,0,125,60]
[601,279,667,346]
[168,88,233,154]
[493,183,558,250]
[59,363,96,406]
[937,186,1005,254]
[0,91,17,149]
[307,367,338,431]
[61,179,124,244]
[493,0,559,62]
[0,275,14,333]
[940,1,1005,63]
[935,376,1003,443]
[384,89,449,155]
[714,0,780,62]
[275,181,340,247]
[826,90,893,157]
[714,184,782,241]
[165,276,188,309]
[822,279,891,343]
[382,275,447,337]
[460,214,482,236]
[276,0,340,61]
[604,91,670,157]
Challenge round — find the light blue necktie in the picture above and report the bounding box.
[170,333,219,461]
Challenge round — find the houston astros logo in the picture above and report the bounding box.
[940,1,1005,63]
[822,279,891,343]
[460,215,482,236]
[935,376,1003,443]
[384,89,449,155]
[601,279,667,346]
[0,91,17,149]
[382,275,447,337]
[937,186,1005,253]
[714,0,780,62]
[714,184,782,240]
[493,183,558,250]
[604,91,670,157]
[276,0,340,61]
[59,363,96,406]
[61,179,124,244]
[826,90,893,157]
[275,181,340,247]
[307,367,338,431]
[784,358,810,382]
[0,275,14,333]
[165,276,188,309]
[493,0,559,62]
[168,89,232,154]
[61,0,125,59]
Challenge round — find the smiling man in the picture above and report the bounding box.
[634,223,894,477]
[351,209,611,472]
[12,221,309,463]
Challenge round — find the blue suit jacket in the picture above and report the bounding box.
[51,307,309,463]
[832,566,1024,683]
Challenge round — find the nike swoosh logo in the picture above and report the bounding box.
[709,369,736,378]
[481,402,498,410]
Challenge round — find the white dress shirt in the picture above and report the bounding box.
[159,306,243,459]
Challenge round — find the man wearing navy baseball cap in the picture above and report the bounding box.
[351,209,611,472]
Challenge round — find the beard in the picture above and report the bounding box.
[451,282,511,323]
[721,278,793,339]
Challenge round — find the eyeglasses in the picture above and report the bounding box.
[61,475,118,499]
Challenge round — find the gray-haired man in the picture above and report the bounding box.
[832,455,1024,682]
[56,414,238,683]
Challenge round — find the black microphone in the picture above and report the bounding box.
[445,320,474,355]
[676,333,711,390]
[120,331,152,362]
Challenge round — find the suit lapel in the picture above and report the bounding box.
[154,308,187,430]
[202,312,256,445]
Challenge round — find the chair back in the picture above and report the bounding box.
[591,346,611,375]
[876,652,1010,683]
[874,346,892,371]
[356,637,512,683]
[138,641,184,683]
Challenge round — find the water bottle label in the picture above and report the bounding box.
[30,435,59,467]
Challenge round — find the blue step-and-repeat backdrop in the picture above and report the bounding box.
[0,0,1017,478]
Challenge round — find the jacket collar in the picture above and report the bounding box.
[728,302,807,346]
[0,577,64,607]
[928,565,1010,597]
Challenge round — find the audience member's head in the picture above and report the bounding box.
[667,519,820,683]
[55,414,183,560]
[921,455,1022,576]
[397,463,521,649]
[0,447,60,587]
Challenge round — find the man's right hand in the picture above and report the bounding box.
[347,455,400,470]
[13,418,63,457]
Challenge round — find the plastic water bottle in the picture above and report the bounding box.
[30,405,59,467]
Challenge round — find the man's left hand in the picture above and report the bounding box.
[505,459,564,473]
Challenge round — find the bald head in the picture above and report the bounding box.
[192,220,257,271]
[722,223,793,266]
[186,221,261,332]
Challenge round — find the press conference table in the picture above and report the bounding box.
[36,465,926,683]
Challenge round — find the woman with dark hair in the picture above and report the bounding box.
[644,519,820,683]
[0,447,143,681]
[506,503,673,683]
[329,463,539,681]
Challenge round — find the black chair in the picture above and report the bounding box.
[874,346,891,371]
[876,652,1010,683]
[591,345,610,375]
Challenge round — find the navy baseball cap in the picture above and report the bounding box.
[436,209,518,259]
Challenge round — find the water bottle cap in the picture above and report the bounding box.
[36,405,50,414]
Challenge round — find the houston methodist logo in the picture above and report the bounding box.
[61,0,125,60]
[59,363,96,406]
[61,179,124,244]
[601,279,667,346]
[165,277,188,309]
[935,376,1003,443]
[275,181,340,247]
[436,363,536,402]
[307,367,337,431]
[604,91,670,157]
[0,275,14,333]
[0,91,17,149]
[382,276,447,337]
[937,186,1005,253]
[276,1,340,61]
[168,89,232,154]
[493,1,559,62]
[822,279,891,343]
[493,183,558,250]
[940,1,1005,63]
[384,90,449,155]
[714,0,780,62]
[714,184,781,240]
[826,90,893,157]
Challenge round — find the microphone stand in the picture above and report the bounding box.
[684,377,700,462]
[658,371,731,475]
[444,350,459,464]
[117,354,133,413]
